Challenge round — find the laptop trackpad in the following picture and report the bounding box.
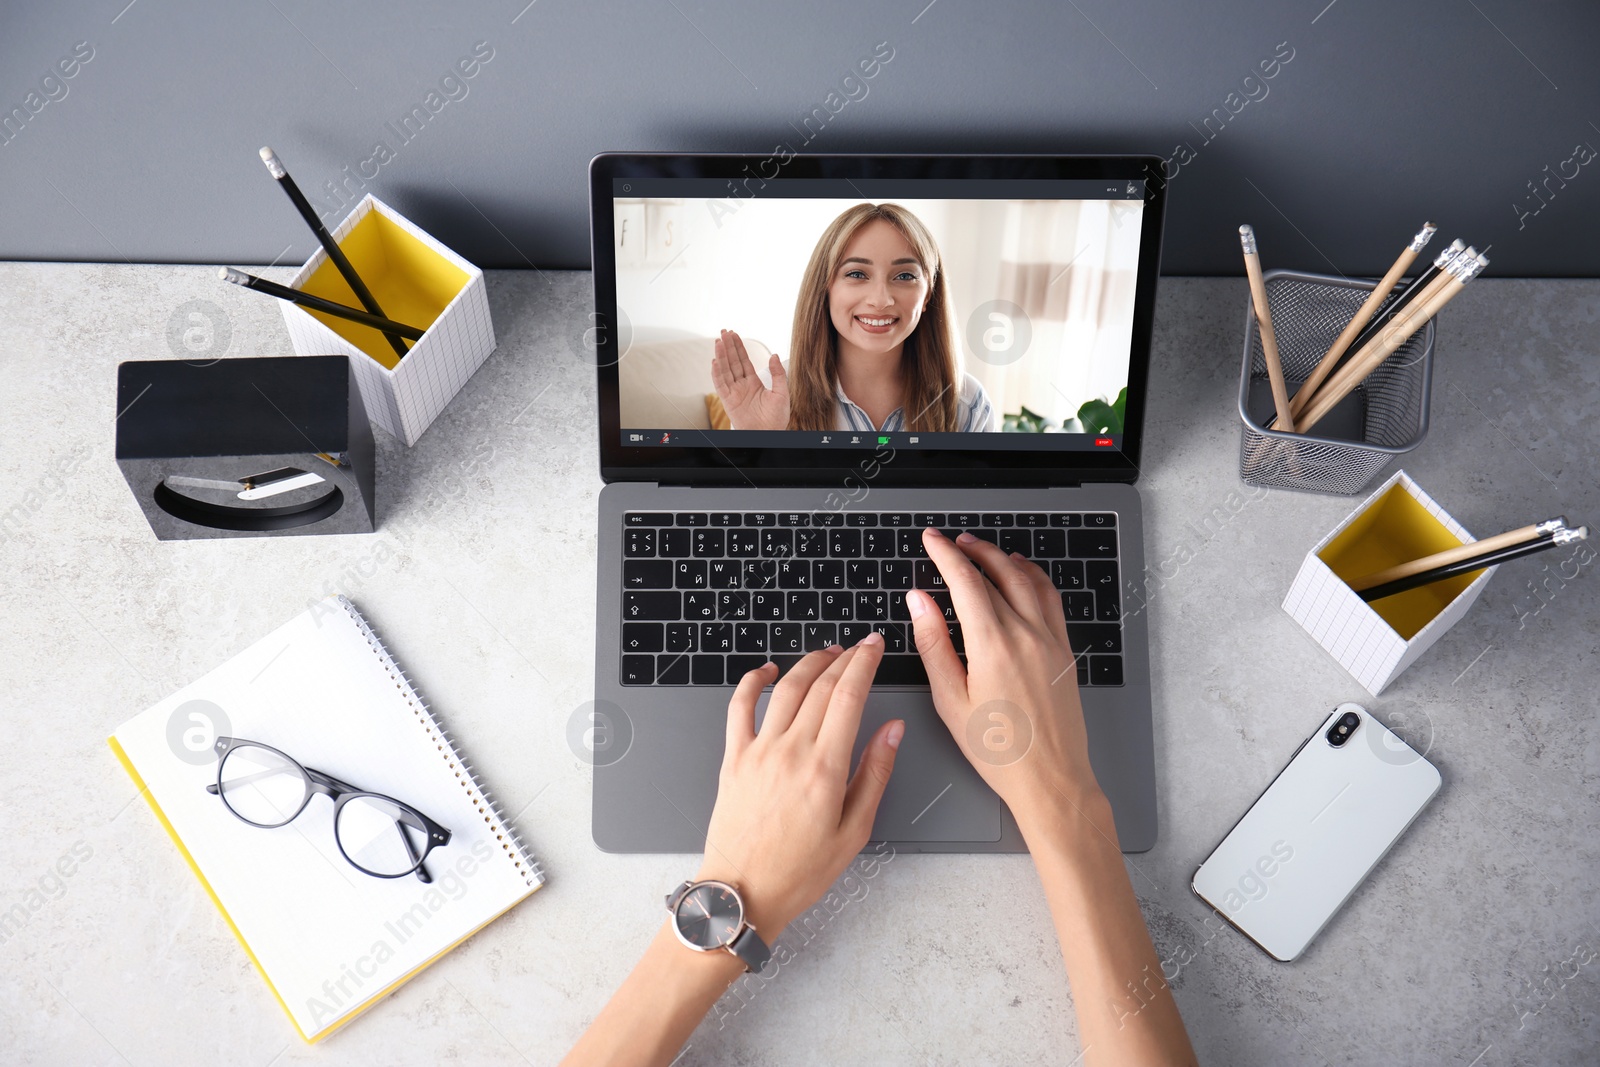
[755,692,1003,842]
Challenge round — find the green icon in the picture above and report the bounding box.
[877,435,889,445]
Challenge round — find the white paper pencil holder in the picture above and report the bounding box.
[1282,469,1493,694]
[280,194,495,446]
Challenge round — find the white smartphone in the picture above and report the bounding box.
[1191,702,1441,962]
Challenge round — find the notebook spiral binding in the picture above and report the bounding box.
[336,596,545,888]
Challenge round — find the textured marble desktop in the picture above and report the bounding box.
[0,265,1594,1065]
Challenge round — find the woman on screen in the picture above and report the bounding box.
[711,202,996,433]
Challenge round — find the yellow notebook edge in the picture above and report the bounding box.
[107,735,544,1043]
[106,734,314,1044]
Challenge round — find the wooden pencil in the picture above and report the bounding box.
[1295,242,1466,423]
[1360,526,1586,602]
[1297,250,1484,433]
[1281,223,1435,426]
[1334,237,1465,384]
[1347,518,1566,591]
[1240,225,1296,432]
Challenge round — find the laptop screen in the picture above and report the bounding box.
[592,156,1165,486]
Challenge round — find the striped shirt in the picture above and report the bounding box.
[831,370,996,433]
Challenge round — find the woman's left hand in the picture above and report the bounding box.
[693,637,903,938]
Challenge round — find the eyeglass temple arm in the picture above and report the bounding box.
[405,829,433,884]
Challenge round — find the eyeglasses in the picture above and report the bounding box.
[206,736,452,883]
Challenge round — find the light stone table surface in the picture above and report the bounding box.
[1,264,1595,1066]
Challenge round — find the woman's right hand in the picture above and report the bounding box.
[908,528,1110,832]
[711,329,790,431]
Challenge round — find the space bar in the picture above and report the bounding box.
[873,655,928,686]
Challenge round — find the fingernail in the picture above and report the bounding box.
[885,720,905,750]
[925,526,943,538]
[956,531,977,544]
[907,590,927,619]
[827,643,846,653]
[860,631,884,647]
[1009,551,1025,562]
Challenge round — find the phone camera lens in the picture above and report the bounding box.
[1327,710,1361,747]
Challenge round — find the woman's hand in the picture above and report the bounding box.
[711,329,790,431]
[908,529,1107,831]
[693,638,902,938]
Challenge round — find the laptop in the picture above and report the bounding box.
[589,154,1165,854]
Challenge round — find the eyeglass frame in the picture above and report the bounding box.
[205,735,452,884]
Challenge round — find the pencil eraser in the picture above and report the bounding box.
[259,146,286,178]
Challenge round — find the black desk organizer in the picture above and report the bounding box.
[116,356,375,540]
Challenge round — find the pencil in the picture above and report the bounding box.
[1240,225,1296,432]
[1334,237,1467,384]
[1347,517,1567,591]
[1360,525,1588,602]
[1281,223,1436,427]
[219,267,426,340]
[1290,241,1467,425]
[1297,250,1485,433]
[259,147,410,359]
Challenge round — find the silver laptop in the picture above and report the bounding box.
[589,153,1165,853]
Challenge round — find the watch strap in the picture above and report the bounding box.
[729,924,771,974]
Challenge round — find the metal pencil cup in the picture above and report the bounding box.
[1238,269,1434,495]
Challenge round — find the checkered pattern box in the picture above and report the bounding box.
[1282,469,1494,694]
[280,194,495,446]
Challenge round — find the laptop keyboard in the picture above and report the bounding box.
[619,511,1124,688]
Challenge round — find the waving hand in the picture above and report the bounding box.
[711,329,790,431]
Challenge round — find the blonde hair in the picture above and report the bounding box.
[787,203,960,432]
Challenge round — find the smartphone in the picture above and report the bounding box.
[1191,702,1441,962]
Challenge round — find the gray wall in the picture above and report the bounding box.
[2,1,1598,275]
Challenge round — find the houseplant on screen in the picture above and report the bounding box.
[1001,387,1127,434]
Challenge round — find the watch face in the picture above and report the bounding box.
[674,883,743,949]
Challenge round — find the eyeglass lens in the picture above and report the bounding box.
[338,795,431,877]
[218,744,311,827]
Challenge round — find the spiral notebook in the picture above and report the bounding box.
[108,595,544,1042]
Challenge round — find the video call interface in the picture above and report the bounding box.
[612,177,1146,451]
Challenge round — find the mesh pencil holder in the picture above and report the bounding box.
[1237,269,1434,495]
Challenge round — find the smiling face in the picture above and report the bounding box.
[826,218,932,358]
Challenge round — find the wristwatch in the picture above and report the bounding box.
[665,879,771,973]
